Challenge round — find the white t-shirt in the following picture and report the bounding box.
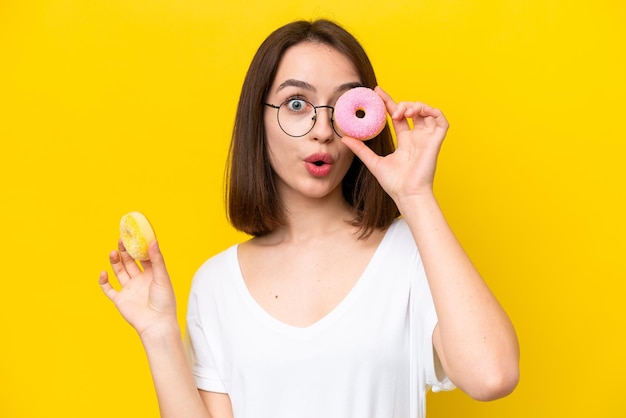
[186,218,454,418]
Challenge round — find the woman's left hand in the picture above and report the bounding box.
[341,86,449,206]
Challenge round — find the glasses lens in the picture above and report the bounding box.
[278,99,316,137]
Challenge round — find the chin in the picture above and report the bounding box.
[294,179,343,200]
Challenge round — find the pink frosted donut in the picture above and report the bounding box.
[334,87,386,141]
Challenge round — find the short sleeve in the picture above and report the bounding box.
[421,301,455,393]
[185,267,228,393]
[412,256,456,393]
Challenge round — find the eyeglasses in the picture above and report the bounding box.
[264,98,342,138]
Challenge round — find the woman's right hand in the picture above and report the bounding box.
[99,240,178,337]
[341,86,449,208]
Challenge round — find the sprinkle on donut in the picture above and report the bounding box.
[334,87,387,141]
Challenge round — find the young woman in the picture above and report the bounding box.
[99,19,519,418]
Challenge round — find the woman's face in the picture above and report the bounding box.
[264,41,361,203]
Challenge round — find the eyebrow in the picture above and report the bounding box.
[276,79,365,94]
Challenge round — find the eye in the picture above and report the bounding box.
[285,98,310,112]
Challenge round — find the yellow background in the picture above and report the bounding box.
[1,1,624,417]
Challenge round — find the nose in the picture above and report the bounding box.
[311,106,336,142]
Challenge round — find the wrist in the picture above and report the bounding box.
[139,318,182,346]
[394,189,438,216]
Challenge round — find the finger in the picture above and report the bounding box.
[117,239,143,277]
[146,240,172,290]
[413,105,448,129]
[341,136,381,172]
[375,87,411,134]
[401,103,430,128]
[432,107,449,129]
[398,102,426,129]
[374,86,396,112]
[376,86,413,120]
[99,271,118,301]
[424,114,438,130]
[413,104,431,128]
[408,104,449,134]
[109,249,131,286]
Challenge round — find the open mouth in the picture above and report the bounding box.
[305,153,334,165]
[304,153,334,177]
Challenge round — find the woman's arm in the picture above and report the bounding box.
[99,241,233,417]
[343,86,519,400]
[399,192,519,400]
[140,319,213,417]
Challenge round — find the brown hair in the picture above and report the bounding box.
[226,19,399,238]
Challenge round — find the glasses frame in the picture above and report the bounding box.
[264,99,343,138]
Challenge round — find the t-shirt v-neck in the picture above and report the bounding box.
[231,223,393,340]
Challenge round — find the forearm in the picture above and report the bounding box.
[140,321,211,418]
[398,193,519,400]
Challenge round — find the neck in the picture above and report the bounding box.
[271,186,356,244]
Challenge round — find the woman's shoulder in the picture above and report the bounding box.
[383,217,412,242]
[190,244,240,290]
[377,217,420,260]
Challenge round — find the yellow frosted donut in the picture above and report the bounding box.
[119,211,156,261]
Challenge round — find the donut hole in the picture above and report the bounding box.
[355,109,366,119]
